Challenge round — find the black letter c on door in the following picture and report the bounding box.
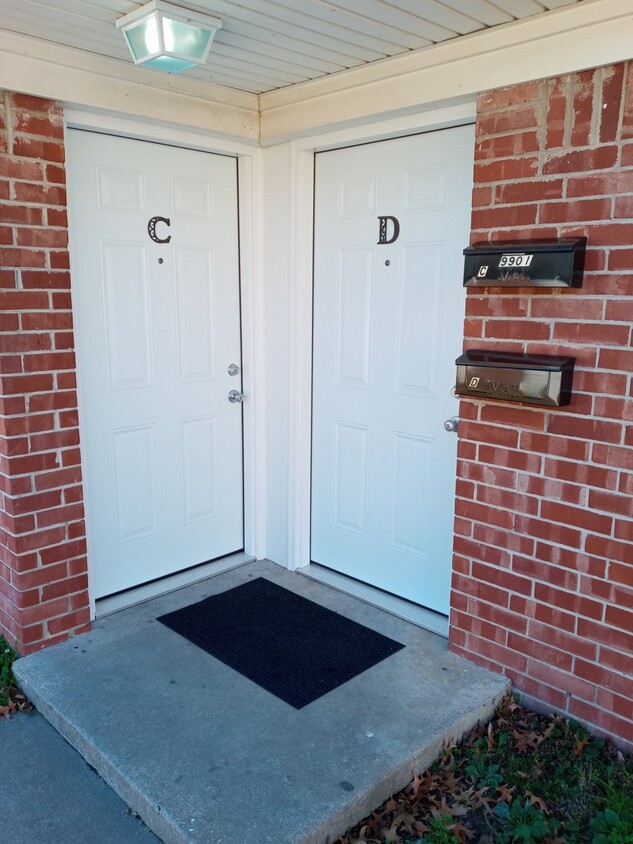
[148,216,172,244]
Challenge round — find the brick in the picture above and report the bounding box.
[459,420,519,449]
[471,186,492,207]
[600,646,633,680]
[473,156,539,184]
[464,632,529,674]
[46,607,90,637]
[481,405,545,432]
[0,248,47,269]
[608,249,633,271]
[454,536,511,567]
[45,164,66,185]
[478,444,542,473]
[19,596,69,627]
[575,660,632,701]
[452,610,508,645]
[460,461,516,489]
[495,179,563,204]
[471,204,538,230]
[46,208,68,228]
[592,442,633,472]
[509,631,572,671]
[547,415,623,444]
[534,582,603,621]
[603,299,633,322]
[454,497,515,530]
[578,617,633,655]
[0,158,43,180]
[21,312,73,331]
[19,270,71,290]
[41,573,88,602]
[514,515,582,549]
[570,70,596,147]
[529,661,597,704]
[0,204,44,226]
[540,500,613,536]
[540,198,612,224]
[39,538,87,566]
[28,390,77,412]
[472,561,532,596]
[477,105,539,136]
[600,63,625,143]
[476,131,539,160]
[587,526,632,565]
[543,457,617,491]
[478,81,544,111]
[13,182,66,206]
[484,319,551,341]
[543,146,618,175]
[14,112,64,141]
[614,196,633,218]
[8,94,61,116]
[590,490,633,521]
[575,370,627,395]
[517,678,568,714]
[23,351,76,373]
[546,76,568,149]
[622,61,633,139]
[619,472,633,495]
[554,321,629,345]
[33,466,82,492]
[16,228,68,249]
[473,525,535,556]
[466,295,531,317]
[49,251,70,270]
[531,297,604,320]
[599,348,633,372]
[12,137,65,164]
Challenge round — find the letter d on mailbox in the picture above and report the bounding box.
[455,350,575,407]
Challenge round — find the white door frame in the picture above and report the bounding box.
[65,108,265,618]
[283,100,477,571]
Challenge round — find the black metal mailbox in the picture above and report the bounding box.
[455,349,575,407]
[463,237,586,287]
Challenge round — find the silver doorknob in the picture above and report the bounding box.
[228,390,245,403]
[444,416,459,433]
[228,363,240,376]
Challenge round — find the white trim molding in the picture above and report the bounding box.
[260,0,633,143]
[0,30,259,142]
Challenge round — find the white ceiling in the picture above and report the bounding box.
[0,0,583,95]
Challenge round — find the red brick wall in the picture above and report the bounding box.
[0,92,90,655]
[450,64,633,751]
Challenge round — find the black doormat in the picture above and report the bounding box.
[157,577,404,709]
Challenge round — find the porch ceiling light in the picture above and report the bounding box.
[116,0,222,73]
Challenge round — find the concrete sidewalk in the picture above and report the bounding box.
[0,710,161,843]
[14,560,509,844]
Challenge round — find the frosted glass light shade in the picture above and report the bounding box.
[116,0,221,73]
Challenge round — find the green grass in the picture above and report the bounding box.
[335,695,633,844]
[0,634,18,707]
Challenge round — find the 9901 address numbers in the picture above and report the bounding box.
[498,254,533,268]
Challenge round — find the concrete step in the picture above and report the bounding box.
[14,560,509,844]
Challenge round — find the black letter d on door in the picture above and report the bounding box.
[378,215,400,245]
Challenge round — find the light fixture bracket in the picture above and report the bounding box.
[116,0,221,73]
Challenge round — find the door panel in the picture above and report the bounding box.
[312,125,474,615]
[67,130,243,599]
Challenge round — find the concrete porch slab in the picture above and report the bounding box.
[14,560,510,844]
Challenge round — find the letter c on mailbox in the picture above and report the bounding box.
[378,215,400,245]
[148,216,171,244]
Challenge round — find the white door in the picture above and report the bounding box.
[67,130,243,599]
[312,126,474,615]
